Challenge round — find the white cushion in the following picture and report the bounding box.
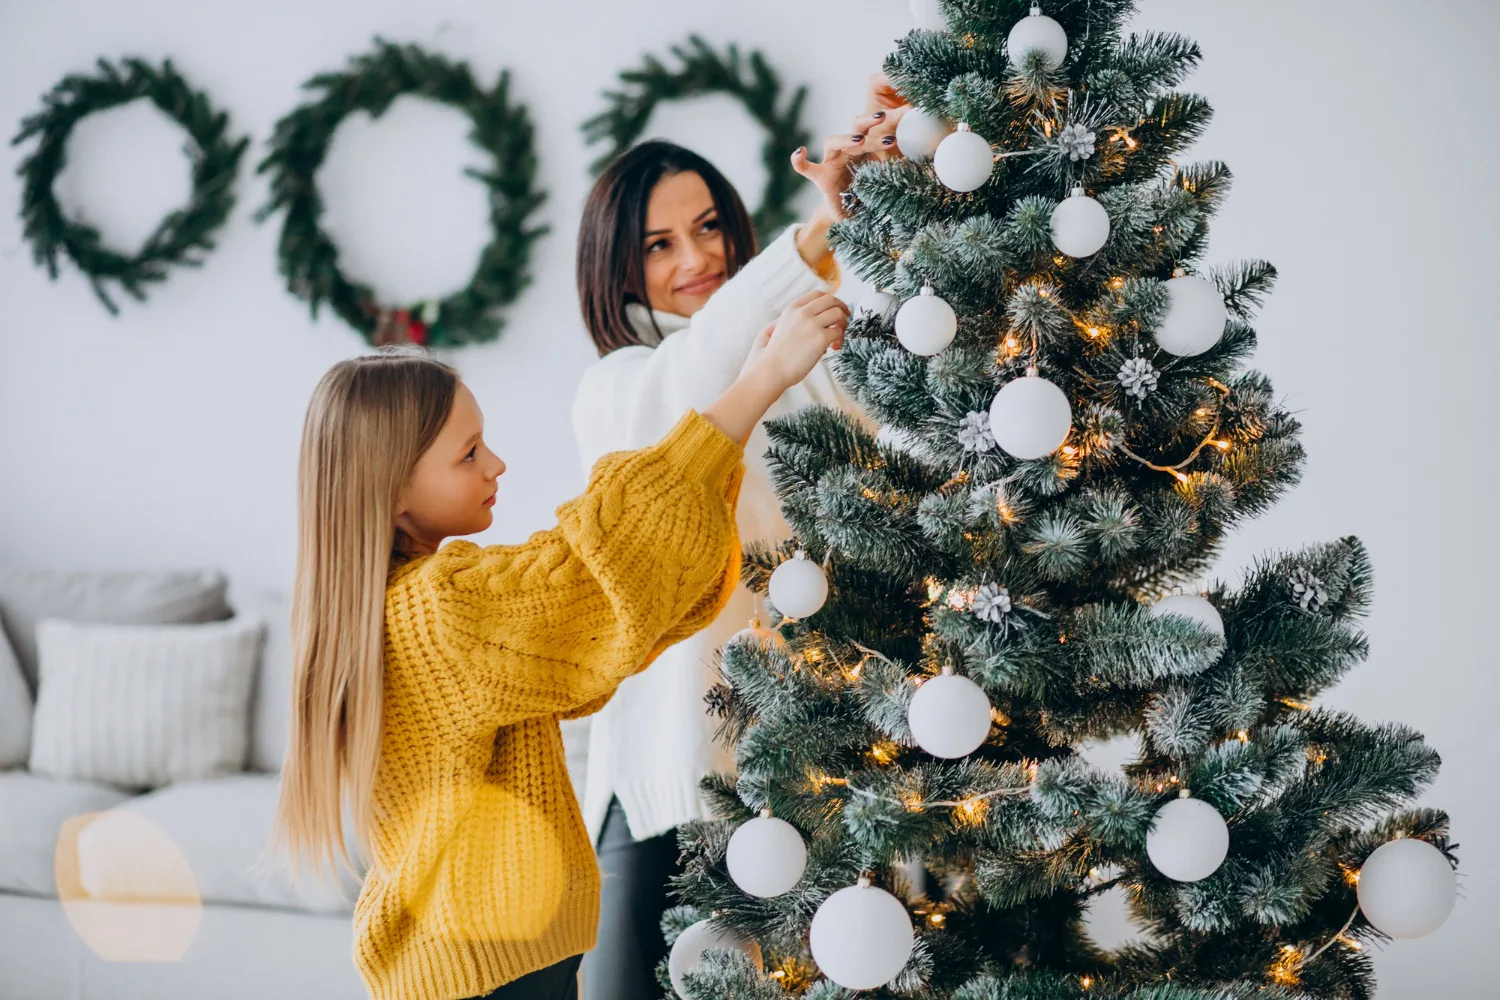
[73,774,363,914]
[235,589,292,773]
[0,567,229,696]
[0,770,131,895]
[28,617,264,790]
[0,625,31,768]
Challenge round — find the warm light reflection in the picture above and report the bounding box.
[55,810,203,962]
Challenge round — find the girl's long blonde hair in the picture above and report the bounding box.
[267,345,458,891]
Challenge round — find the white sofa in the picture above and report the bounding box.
[0,566,592,1000]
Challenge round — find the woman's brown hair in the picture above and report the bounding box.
[576,140,757,357]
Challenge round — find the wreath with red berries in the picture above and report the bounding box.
[256,39,547,347]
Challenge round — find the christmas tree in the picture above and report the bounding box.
[660,3,1459,999]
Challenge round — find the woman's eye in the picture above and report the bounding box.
[700,218,720,235]
[646,238,670,254]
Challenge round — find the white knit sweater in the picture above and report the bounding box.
[569,225,863,842]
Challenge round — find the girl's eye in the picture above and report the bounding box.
[646,238,670,254]
[465,446,477,461]
[700,217,720,235]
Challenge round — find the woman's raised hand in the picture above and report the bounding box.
[791,73,911,221]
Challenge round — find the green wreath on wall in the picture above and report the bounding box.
[256,39,548,348]
[12,57,248,315]
[582,36,812,243]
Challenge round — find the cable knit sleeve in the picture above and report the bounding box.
[415,410,744,728]
[571,224,835,475]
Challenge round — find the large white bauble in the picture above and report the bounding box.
[1154,273,1229,357]
[1146,795,1230,882]
[895,285,957,356]
[1050,185,1111,258]
[933,124,994,193]
[910,0,947,31]
[768,549,828,619]
[894,106,952,161]
[987,371,1072,460]
[1007,5,1069,69]
[668,918,763,998]
[858,288,900,324]
[908,671,992,758]
[727,813,808,898]
[809,882,915,990]
[728,619,787,653]
[1150,593,1225,638]
[1357,838,1457,939]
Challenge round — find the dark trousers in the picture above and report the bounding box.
[581,797,682,1000]
[470,955,582,999]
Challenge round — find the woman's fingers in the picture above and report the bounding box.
[866,71,907,114]
[824,133,864,162]
[858,105,909,161]
[791,136,860,183]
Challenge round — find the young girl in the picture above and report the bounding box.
[269,288,848,1000]
[570,93,905,1000]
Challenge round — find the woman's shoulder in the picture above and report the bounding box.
[571,344,657,430]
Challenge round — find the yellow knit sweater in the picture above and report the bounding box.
[358,411,744,1000]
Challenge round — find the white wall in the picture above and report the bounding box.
[1,0,1494,993]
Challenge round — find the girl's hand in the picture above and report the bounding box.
[753,291,849,389]
[739,321,776,381]
[704,292,848,445]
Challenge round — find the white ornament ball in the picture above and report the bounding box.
[1154,273,1229,357]
[895,285,957,356]
[1357,838,1457,939]
[1146,795,1230,882]
[1150,593,1225,638]
[1007,6,1069,70]
[908,672,992,759]
[987,370,1072,460]
[728,619,787,653]
[910,0,947,31]
[894,106,952,162]
[726,812,808,898]
[668,919,763,999]
[933,123,994,193]
[1050,185,1111,258]
[858,288,900,324]
[768,549,828,619]
[809,881,915,990]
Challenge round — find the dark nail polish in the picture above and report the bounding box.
[852,134,865,142]
[882,135,897,146]
[872,110,886,119]
[796,146,806,154]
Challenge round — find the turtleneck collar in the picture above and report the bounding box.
[624,301,691,348]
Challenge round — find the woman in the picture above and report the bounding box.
[570,85,906,1000]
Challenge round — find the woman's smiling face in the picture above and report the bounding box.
[640,170,727,318]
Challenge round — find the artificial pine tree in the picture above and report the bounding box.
[661,3,1459,998]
